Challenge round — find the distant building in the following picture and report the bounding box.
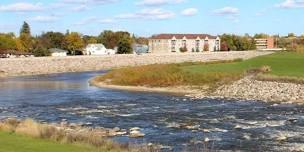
[85,44,116,55]
[254,38,274,50]
[132,44,149,54]
[148,34,221,53]
[49,48,68,57]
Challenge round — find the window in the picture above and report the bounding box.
[195,40,200,50]
[182,40,187,48]
[171,40,176,52]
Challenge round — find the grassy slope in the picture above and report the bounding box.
[96,52,304,87]
[182,52,304,77]
[0,131,106,152]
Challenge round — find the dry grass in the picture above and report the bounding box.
[255,74,304,84]
[95,59,244,88]
[0,118,158,152]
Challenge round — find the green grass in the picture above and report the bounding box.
[182,52,304,77]
[0,131,106,152]
[96,52,304,88]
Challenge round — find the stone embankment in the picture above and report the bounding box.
[196,76,304,103]
[0,51,272,77]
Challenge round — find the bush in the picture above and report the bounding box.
[203,44,209,51]
[32,46,50,57]
[179,47,188,53]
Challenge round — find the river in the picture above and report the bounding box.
[0,71,304,151]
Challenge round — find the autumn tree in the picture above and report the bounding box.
[63,32,84,55]
[19,21,33,52]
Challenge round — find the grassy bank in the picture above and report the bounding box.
[95,52,304,88]
[0,131,103,152]
[0,119,153,152]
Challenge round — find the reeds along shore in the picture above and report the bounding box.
[0,118,159,152]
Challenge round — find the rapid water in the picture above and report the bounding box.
[0,71,304,151]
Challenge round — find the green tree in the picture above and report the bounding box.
[98,30,132,49]
[0,33,17,50]
[97,30,116,49]
[83,35,98,46]
[40,32,65,49]
[63,32,84,55]
[254,33,268,39]
[117,36,132,54]
[20,21,31,35]
[32,45,50,57]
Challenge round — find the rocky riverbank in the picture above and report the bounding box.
[209,76,304,103]
[91,76,304,104]
[0,51,272,77]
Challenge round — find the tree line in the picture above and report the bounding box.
[0,22,148,56]
[220,33,304,52]
[1,22,304,56]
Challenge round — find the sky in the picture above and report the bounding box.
[0,0,303,37]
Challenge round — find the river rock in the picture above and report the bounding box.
[129,130,145,138]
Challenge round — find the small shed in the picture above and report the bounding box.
[49,48,68,57]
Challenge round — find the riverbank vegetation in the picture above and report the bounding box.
[94,52,304,88]
[0,119,153,152]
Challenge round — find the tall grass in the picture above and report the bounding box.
[95,59,243,88]
[0,118,157,152]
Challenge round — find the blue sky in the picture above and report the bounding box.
[0,0,303,36]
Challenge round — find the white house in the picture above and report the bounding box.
[49,48,68,57]
[85,44,116,55]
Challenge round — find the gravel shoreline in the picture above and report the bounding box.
[0,51,272,77]
[91,76,304,104]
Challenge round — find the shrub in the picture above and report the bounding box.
[179,47,188,53]
[203,44,209,51]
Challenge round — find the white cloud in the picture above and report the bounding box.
[213,7,239,16]
[0,2,44,12]
[181,8,198,16]
[30,15,59,23]
[136,0,185,6]
[71,5,89,11]
[276,0,304,8]
[116,8,175,20]
[75,17,115,25]
[62,0,118,5]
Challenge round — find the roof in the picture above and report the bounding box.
[150,34,218,39]
[86,44,106,49]
[49,48,68,53]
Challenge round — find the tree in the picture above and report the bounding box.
[254,33,268,39]
[203,43,209,51]
[32,45,50,57]
[63,32,84,55]
[0,33,16,50]
[83,35,98,46]
[20,22,31,35]
[179,46,188,53]
[98,30,132,49]
[19,21,33,52]
[117,36,132,54]
[97,30,117,49]
[40,32,65,49]
[288,33,296,38]
[220,42,229,51]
